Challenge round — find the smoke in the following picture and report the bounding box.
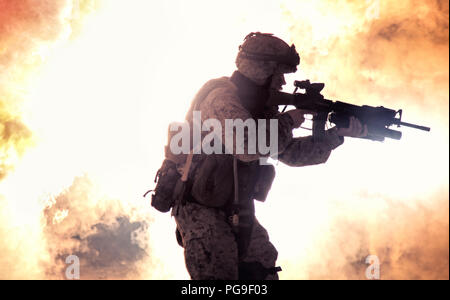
[296,190,449,280]
[264,0,449,280]
[0,0,184,280]
[0,0,96,178]
[283,0,449,112]
[0,0,448,280]
[0,0,154,279]
[43,175,152,279]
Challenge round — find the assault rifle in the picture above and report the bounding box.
[266,80,430,141]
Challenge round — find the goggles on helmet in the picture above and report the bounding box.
[238,32,300,70]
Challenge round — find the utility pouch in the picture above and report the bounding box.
[191,154,234,208]
[150,159,181,213]
[147,124,189,213]
[253,163,275,202]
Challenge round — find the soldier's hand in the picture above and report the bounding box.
[286,109,314,129]
[336,116,368,137]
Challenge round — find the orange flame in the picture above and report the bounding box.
[0,0,448,279]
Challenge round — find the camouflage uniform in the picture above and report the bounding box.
[173,74,343,280]
[172,33,343,280]
[175,201,279,280]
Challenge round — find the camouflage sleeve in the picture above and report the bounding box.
[278,127,344,167]
[199,87,295,162]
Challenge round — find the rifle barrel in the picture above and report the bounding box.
[398,121,431,132]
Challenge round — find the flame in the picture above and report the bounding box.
[258,0,449,279]
[0,0,448,279]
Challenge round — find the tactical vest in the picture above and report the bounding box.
[150,71,276,256]
[184,71,276,208]
[185,71,277,255]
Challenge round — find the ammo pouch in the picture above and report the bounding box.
[191,154,234,208]
[253,163,275,202]
[150,159,181,213]
[149,124,191,213]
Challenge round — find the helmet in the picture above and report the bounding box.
[235,32,300,85]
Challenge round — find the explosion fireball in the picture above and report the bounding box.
[0,0,448,279]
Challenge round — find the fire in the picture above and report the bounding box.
[0,0,448,279]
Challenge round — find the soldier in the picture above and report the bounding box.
[170,32,367,280]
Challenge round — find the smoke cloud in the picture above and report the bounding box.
[0,0,96,178]
[268,0,449,280]
[0,0,151,279]
[0,0,448,280]
[43,175,152,279]
[291,191,449,280]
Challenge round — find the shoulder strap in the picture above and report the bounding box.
[180,77,233,182]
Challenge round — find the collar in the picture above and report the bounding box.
[230,71,271,117]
